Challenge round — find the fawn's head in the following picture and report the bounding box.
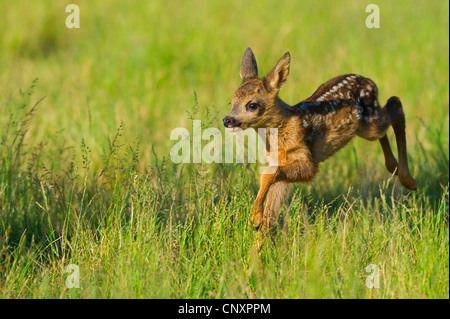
[223,47,290,131]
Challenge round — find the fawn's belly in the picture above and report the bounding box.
[309,122,360,163]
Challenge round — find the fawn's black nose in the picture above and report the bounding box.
[223,116,235,127]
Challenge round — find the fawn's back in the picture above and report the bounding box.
[291,73,384,162]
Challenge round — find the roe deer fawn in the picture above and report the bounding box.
[223,47,417,232]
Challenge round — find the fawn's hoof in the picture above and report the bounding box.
[385,161,399,175]
[250,205,264,229]
[399,174,417,190]
[253,218,270,233]
[250,212,263,227]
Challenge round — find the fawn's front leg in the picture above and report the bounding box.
[251,148,318,231]
[259,182,291,232]
[251,167,277,229]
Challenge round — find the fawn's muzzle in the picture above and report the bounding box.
[223,116,237,128]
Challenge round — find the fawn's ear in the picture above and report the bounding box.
[263,51,290,92]
[240,47,258,82]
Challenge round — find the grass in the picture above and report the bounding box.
[0,0,448,298]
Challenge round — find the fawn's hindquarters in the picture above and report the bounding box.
[358,96,417,190]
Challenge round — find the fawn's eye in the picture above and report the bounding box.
[247,102,259,111]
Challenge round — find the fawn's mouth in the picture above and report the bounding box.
[223,116,243,132]
[225,126,242,132]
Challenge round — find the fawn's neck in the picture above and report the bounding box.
[256,96,294,153]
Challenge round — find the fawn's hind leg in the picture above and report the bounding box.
[384,97,417,190]
[379,135,399,175]
[359,96,417,190]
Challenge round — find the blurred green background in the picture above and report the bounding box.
[0,0,448,299]
[0,0,448,174]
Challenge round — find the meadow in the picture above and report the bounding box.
[0,0,448,298]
